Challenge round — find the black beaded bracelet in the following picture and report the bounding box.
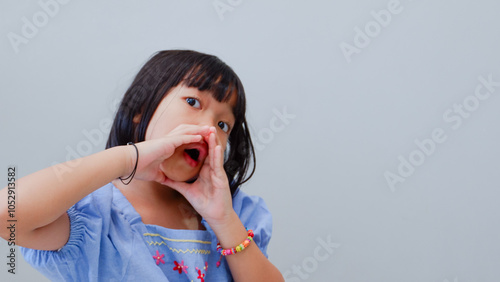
[119,142,138,185]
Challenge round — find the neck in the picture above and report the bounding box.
[113,178,203,230]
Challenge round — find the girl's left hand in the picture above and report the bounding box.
[163,127,234,227]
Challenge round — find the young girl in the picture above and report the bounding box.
[0,50,284,281]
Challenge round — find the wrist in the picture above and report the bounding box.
[116,144,137,179]
[205,210,238,231]
[207,212,248,248]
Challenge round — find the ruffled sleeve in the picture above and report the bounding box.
[231,190,273,258]
[20,185,113,281]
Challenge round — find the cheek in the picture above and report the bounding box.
[217,132,229,149]
[145,118,179,140]
[144,97,183,140]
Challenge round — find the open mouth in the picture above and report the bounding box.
[182,143,207,168]
[185,148,200,162]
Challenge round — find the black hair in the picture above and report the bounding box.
[106,50,255,196]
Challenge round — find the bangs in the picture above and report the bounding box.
[182,63,240,105]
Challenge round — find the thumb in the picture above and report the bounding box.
[161,178,193,197]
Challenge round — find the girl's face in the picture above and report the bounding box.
[144,84,237,182]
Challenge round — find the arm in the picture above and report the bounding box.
[164,131,284,281]
[0,146,132,250]
[210,213,284,282]
[0,125,212,250]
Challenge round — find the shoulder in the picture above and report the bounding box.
[20,184,121,273]
[232,189,271,222]
[58,182,117,233]
[78,182,116,208]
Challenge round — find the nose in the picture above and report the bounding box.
[197,116,225,145]
[197,113,218,129]
[196,115,215,135]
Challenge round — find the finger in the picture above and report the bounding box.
[161,177,191,195]
[169,124,211,137]
[198,156,211,179]
[210,145,226,182]
[214,145,224,173]
[196,129,217,179]
[167,134,203,150]
[209,132,217,169]
[201,126,216,144]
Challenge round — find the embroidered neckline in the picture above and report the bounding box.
[145,240,211,255]
[143,233,212,244]
[144,233,212,255]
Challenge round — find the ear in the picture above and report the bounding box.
[133,113,141,124]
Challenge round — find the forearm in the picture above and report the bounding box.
[208,213,284,282]
[0,145,131,234]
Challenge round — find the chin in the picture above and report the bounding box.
[162,164,201,183]
[163,170,197,182]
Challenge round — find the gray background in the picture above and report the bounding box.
[1,0,500,281]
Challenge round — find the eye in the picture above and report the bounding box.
[218,121,229,133]
[186,97,201,108]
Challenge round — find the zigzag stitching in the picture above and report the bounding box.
[145,240,211,255]
[148,241,167,246]
[169,248,211,255]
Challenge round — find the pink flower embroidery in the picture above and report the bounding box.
[153,250,165,265]
[173,260,188,274]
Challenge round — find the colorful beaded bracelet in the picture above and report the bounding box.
[216,229,254,267]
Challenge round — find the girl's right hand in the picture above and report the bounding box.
[124,124,212,184]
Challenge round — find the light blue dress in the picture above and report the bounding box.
[20,183,273,281]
